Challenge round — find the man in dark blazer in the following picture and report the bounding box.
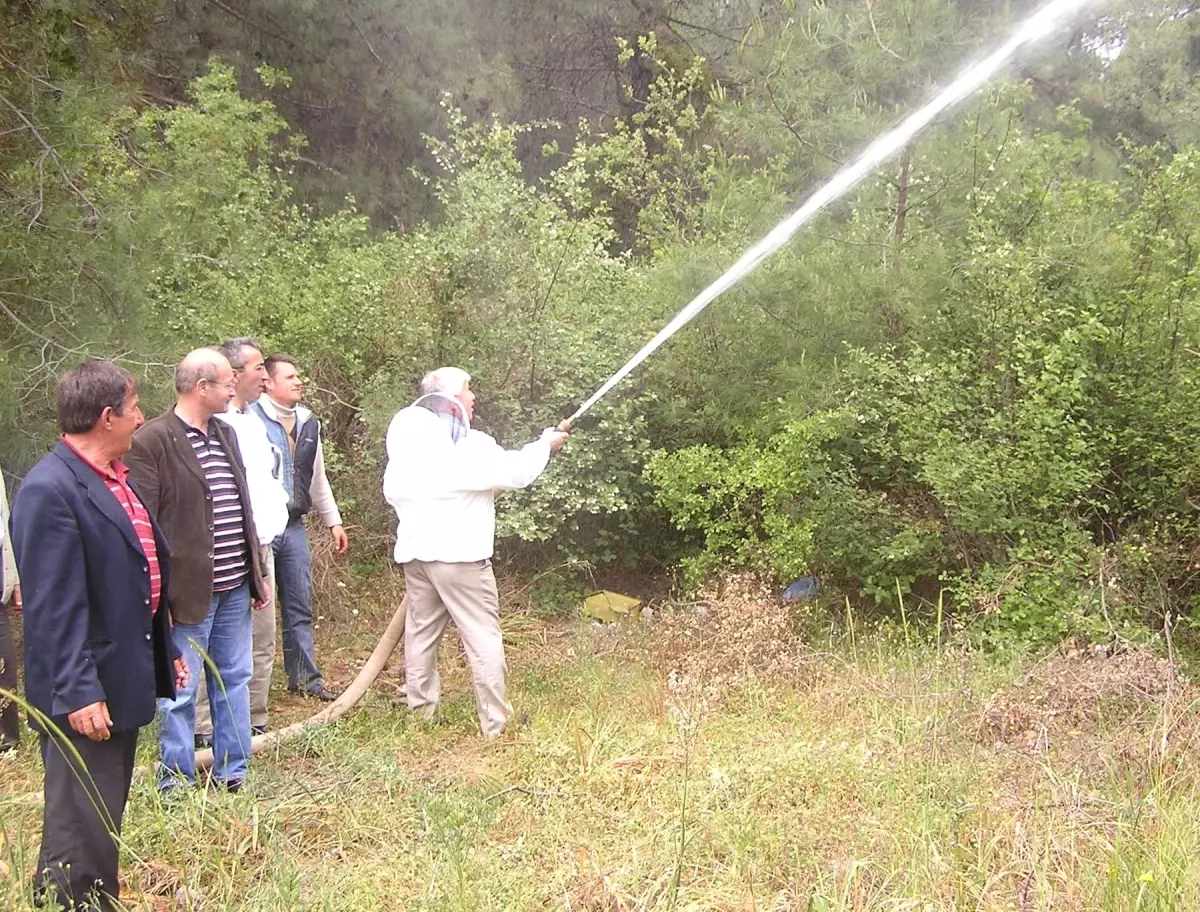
[126,347,266,793]
[12,360,188,911]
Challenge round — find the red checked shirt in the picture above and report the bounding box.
[62,436,162,615]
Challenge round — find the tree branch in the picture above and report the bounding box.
[0,51,60,92]
[764,80,850,172]
[139,86,185,107]
[207,0,297,48]
[662,14,746,44]
[864,0,905,60]
[0,295,86,355]
[348,14,385,67]
[0,92,101,228]
[515,59,615,74]
[295,154,345,177]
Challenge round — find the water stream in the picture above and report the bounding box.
[568,0,1096,425]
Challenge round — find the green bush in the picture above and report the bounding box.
[647,129,1200,644]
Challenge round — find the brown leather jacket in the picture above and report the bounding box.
[125,410,266,625]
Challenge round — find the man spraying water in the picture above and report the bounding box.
[209,0,1104,758]
[383,368,569,738]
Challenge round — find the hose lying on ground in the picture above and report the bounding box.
[11,599,407,804]
[194,596,407,772]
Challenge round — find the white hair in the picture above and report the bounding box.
[419,366,471,397]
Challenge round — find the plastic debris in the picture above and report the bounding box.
[780,577,821,604]
[582,590,642,623]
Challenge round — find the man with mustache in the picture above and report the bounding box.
[12,360,188,909]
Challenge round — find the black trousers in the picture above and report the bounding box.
[35,728,139,912]
[0,601,17,748]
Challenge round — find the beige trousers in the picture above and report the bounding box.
[403,559,513,738]
[197,545,276,735]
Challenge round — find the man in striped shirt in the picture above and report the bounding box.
[127,349,268,793]
[194,337,289,747]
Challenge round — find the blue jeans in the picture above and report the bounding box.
[157,581,252,789]
[274,518,323,692]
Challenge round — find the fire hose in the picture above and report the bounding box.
[193,597,407,771]
[9,599,407,805]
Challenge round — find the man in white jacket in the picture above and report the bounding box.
[383,367,568,738]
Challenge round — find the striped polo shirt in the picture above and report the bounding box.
[177,417,249,592]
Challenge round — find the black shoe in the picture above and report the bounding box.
[220,779,245,794]
[252,724,269,736]
[194,734,212,750]
[305,682,337,702]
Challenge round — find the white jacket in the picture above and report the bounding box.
[0,469,16,603]
[383,405,554,564]
[216,405,290,545]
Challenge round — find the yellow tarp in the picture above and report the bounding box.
[581,590,642,623]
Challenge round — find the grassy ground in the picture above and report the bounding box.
[2,576,1199,911]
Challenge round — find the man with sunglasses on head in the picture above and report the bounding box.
[125,348,267,793]
[383,367,569,739]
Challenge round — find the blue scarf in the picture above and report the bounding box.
[414,394,468,444]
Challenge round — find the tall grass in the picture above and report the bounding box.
[3,608,1199,910]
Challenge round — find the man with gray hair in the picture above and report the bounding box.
[126,348,267,792]
[383,367,568,738]
[194,338,289,748]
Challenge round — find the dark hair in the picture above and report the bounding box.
[264,353,297,380]
[57,361,136,434]
[218,337,262,371]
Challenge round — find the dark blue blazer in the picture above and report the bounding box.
[12,441,178,734]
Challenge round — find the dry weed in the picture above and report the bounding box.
[649,574,820,700]
[977,646,1183,752]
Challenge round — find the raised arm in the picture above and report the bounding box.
[453,434,554,492]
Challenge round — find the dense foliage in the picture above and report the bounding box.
[3,0,1200,642]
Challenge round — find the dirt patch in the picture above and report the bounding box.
[401,738,498,789]
[977,646,1183,752]
[646,574,823,698]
